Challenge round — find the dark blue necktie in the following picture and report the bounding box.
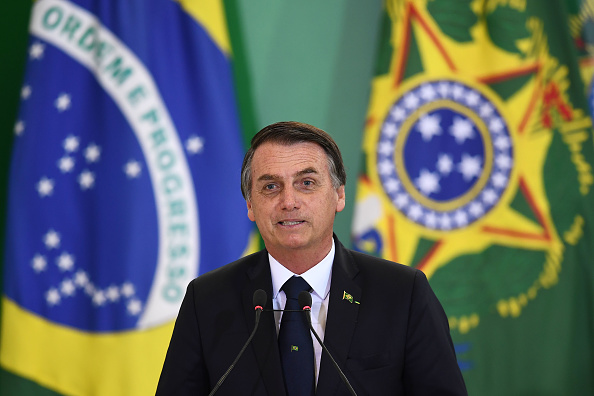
[278,276,315,396]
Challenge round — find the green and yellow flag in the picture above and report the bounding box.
[352,0,594,394]
[0,0,253,395]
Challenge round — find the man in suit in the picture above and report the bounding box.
[156,121,467,395]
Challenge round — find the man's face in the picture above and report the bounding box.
[246,141,345,260]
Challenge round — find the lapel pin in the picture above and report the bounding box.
[342,291,353,303]
[343,291,361,305]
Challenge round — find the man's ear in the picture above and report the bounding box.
[247,200,256,222]
[336,185,346,213]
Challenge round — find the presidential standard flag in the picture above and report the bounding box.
[0,0,253,395]
[352,0,594,394]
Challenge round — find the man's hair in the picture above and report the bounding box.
[240,121,346,201]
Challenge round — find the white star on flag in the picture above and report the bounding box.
[124,160,142,178]
[494,136,511,150]
[395,193,410,209]
[436,153,454,175]
[29,42,45,59]
[439,214,453,230]
[14,120,25,136]
[384,178,400,193]
[491,172,508,188]
[377,140,395,156]
[458,154,482,181]
[454,210,469,227]
[469,202,485,217]
[465,91,481,107]
[37,177,55,197]
[78,170,95,190]
[378,159,395,176]
[31,254,47,273]
[21,85,32,100]
[186,135,205,155]
[417,114,442,142]
[419,84,437,101]
[56,252,75,271]
[482,189,498,205]
[43,229,61,249]
[390,107,406,123]
[496,154,513,170]
[415,169,441,195]
[57,156,75,173]
[425,211,438,228]
[74,270,89,287]
[452,84,466,99]
[46,288,61,306]
[121,282,135,298]
[407,204,423,221]
[437,82,451,97]
[55,93,72,112]
[383,121,399,137]
[93,290,107,306]
[403,92,420,109]
[449,117,475,144]
[63,135,80,152]
[127,299,143,315]
[61,279,76,296]
[106,286,120,302]
[84,143,101,163]
[479,103,495,118]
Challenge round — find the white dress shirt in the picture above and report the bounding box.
[269,240,334,384]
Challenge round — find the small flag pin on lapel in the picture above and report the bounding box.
[343,291,360,304]
[342,291,353,303]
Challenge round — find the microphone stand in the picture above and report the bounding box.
[298,291,358,396]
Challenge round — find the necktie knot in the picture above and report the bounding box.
[282,276,311,300]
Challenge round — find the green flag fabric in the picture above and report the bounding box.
[352,0,594,394]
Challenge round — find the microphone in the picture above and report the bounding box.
[208,289,267,396]
[298,291,358,396]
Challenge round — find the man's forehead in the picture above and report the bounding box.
[251,141,328,179]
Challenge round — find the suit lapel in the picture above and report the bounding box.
[316,238,361,395]
[241,251,286,396]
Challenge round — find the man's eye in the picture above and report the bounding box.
[265,184,276,190]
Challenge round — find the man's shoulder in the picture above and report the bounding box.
[188,249,267,291]
[340,244,419,279]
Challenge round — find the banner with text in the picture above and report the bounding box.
[0,0,253,394]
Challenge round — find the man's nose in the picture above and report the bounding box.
[279,187,300,210]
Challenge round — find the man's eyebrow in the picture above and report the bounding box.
[256,174,278,182]
[255,167,318,183]
[295,167,318,177]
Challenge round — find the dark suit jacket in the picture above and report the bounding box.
[156,237,467,395]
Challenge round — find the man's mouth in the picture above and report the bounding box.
[278,220,304,226]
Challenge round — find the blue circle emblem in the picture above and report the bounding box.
[377,80,513,230]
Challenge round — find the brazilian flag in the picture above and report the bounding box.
[0,0,253,395]
[352,0,594,394]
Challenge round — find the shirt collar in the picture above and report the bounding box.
[269,239,335,300]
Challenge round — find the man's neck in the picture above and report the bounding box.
[267,239,334,275]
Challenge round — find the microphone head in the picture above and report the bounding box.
[253,289,267,310]
[298,290,312,310]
